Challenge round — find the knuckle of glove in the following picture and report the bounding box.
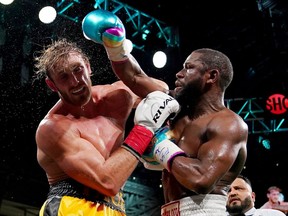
[102,28,125,47]
[82,9,125,44]
[134,91,179,133]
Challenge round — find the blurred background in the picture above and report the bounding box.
[0,0,288,215]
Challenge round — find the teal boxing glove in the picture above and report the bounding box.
[82,9,124,45]
[82,9,130,61]
[142,126,186,171]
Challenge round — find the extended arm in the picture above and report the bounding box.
[82,9,168,98]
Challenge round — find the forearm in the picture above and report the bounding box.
[111,58,168,98]
[103,148,139,193]
[170,157,217,194]
[82,10,168,97]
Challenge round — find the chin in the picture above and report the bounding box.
[174,87,182,94]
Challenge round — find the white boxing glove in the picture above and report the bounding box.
[122,91,180,159]
[134,91,180,133]
[142,126,185,171]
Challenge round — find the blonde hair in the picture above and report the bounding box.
[267,186,282,193]
[34,38,89,79]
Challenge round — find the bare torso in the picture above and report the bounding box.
[36,83,138,185]
[162,108,247,202]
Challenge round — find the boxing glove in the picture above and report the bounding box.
[142,126,186,172]
[82,9,130,61]
[122,91,180,159]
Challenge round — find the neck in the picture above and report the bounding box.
[188,96,225,118]
[62,98,97,118]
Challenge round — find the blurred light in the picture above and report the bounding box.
[125,39,133,53]
[152,51,167,68]
[142,29,150,40]
[39,6,57,24]
[279,193,285,202]
[262,139,270,149]
[0,0,14,5]
[258,135,271,150]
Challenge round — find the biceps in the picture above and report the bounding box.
[55,136,105,173]
[198,139,239,173]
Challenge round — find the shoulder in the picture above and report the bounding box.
[210,108,248,134]
[92,81,141,108]
[36,114,72,147]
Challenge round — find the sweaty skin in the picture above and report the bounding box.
[36,51,168,196]
[162,108,247,202]
[111,50,248,203]
[37,84,135,185]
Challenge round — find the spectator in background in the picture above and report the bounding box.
[260,186,288,214]
[226,175,286,215]
[260,186,283,209]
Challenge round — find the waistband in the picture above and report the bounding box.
[48,179,125,213]
[161,194,227,216]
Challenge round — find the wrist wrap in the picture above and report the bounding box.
[104,39,130,61]
[154,139,186,172]
[122,125,153,159]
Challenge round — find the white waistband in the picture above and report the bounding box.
[161,194,228,216]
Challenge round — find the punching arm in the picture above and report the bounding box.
[82,9,169,97]
[122,91,180,159]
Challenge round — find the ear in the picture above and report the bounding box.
[252,191,256,202]
[45,78,58,92]
[207,69,219,84]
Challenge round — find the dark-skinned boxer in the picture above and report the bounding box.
[82,9,249,216]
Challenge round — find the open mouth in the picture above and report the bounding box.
[72,86,85,94]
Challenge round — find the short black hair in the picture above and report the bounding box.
[237,174,252,189]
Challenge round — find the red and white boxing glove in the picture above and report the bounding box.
[122,91,180,159]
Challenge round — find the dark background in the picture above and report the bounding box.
[1,0,288,210]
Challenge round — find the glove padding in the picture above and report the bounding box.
[102,27,125,48]
[82,9,130,61]
[134,91,180,133]
[142,126,185,172]
[141,126,175,170]
[122,91,180,159]
[82,9,125,45]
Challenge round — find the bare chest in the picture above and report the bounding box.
[75,116,125,156]
[172,117,211,157]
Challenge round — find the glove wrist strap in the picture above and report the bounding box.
[104,39,130,62]
[122,125,153,159]
[153,139,186,171]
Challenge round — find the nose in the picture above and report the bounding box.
[228,188,237,196]
[71,73,80,86]
[176,69,185,79]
